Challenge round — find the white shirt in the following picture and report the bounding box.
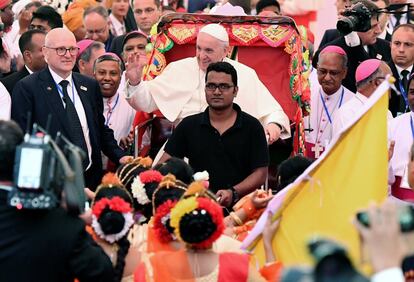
[0,82,11,120]
[49,67,92,168]
[109,13,126,37]
[395,64,413,80]
[371,267,404,282]
[386,10,409,36]
[305,85,354,148]
[103,92,135,143]
[125,57,291,138]
[389,112,413,179]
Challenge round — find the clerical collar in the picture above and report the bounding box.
[396,64,413,78]
[49,67,73,87]
[320,86,343,99]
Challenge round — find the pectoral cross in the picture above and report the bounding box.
[311,143,324,159]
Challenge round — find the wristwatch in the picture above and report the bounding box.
[228,187,239,205]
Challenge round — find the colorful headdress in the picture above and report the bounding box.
[131,169,163,205]
[91,173,134,244]
[151,174,188,213]
[116,157,153,188]
[170,184,224,249]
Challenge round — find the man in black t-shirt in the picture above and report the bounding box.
[159,62,269,208]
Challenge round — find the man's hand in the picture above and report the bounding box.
[354,200,407,273]
[125,53,147,86]
[119,130,134,150]
[119,155,133,164]
[0,47,11,73]
[216,189,233,207]
[265,123,282,145]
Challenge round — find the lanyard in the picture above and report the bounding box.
[55,79,76,106]
[410,115,414,139]
[399,80,409,111]
[319,87,345,124]
[105,94,120,126]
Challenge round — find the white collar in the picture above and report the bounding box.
[320,86,343,99]
[355,92,368,103]
[25,65,33,74]
[395,64,413,77]
[48,67,73,87]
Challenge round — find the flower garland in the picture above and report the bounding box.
[92,196,134,244]
[170,197,224,249]
[131,170,163,205]
[153,199,178,243]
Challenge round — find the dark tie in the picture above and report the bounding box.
[395,13,402,27]
[59,80,89,168]
[400,69,410,112]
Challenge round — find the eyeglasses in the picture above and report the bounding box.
[317,69,343,77]
[44,46,80,56]
[86,27,106,36]
[205,83,234,91]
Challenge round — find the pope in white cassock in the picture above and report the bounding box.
[389,74,414,203]
[124,23,290,144]
[304,45,354,159]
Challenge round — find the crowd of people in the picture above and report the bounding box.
[0,0,414,281]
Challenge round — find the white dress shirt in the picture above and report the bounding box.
[49,67,92,168]
[305,84,354,148]
[109,13,126,37]
[0,82,11,120]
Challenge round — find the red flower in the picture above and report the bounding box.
[92,196,132,218]
[139,170,163,184]
[192,197,224,249]
[153,200,177,243]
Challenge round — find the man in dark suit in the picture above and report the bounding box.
[314,0,391,93]
[1,29,46,95]
[0,120,114,282]
[384,0,414,41]
[11,28,131,190]
[388,23,414,116]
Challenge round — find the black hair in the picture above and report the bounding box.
[152,182,186,210]
[0,121,23,181]
[94,185,133,282]
[31,6,63,29]
[179,208,216,244]
[392,23,414,37]
[275,155,314,192]
[154,157,194,184]
[93,54,125,73]
[255,0,280,14]
[205,61,238,87]
[122,31,148,50]
[18,29,46,54]
[116,162,149,191]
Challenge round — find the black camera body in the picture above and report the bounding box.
[7,123,86,215]
[337,3,372,35]
[356,205,414,233]
[281,238,369,282]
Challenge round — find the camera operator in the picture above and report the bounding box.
[314,0,391,93]
[0,120,114,282]
[385,0,414,41]
[354,200,406,282]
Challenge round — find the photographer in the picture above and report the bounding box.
[0,120,114,282]
[314,0,391,93]
[354,200,406,282]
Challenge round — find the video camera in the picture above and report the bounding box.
[337,2,414,35]
[8,120,86,215]
[337,3,372,35]
[281,238,369,282]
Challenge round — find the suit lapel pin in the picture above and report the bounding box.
[376,54,382,59]
[80,86,87,91]
[47,86,52,91]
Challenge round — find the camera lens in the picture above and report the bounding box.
[337,16,357,35]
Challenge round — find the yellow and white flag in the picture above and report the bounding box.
[242,79,391,269]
